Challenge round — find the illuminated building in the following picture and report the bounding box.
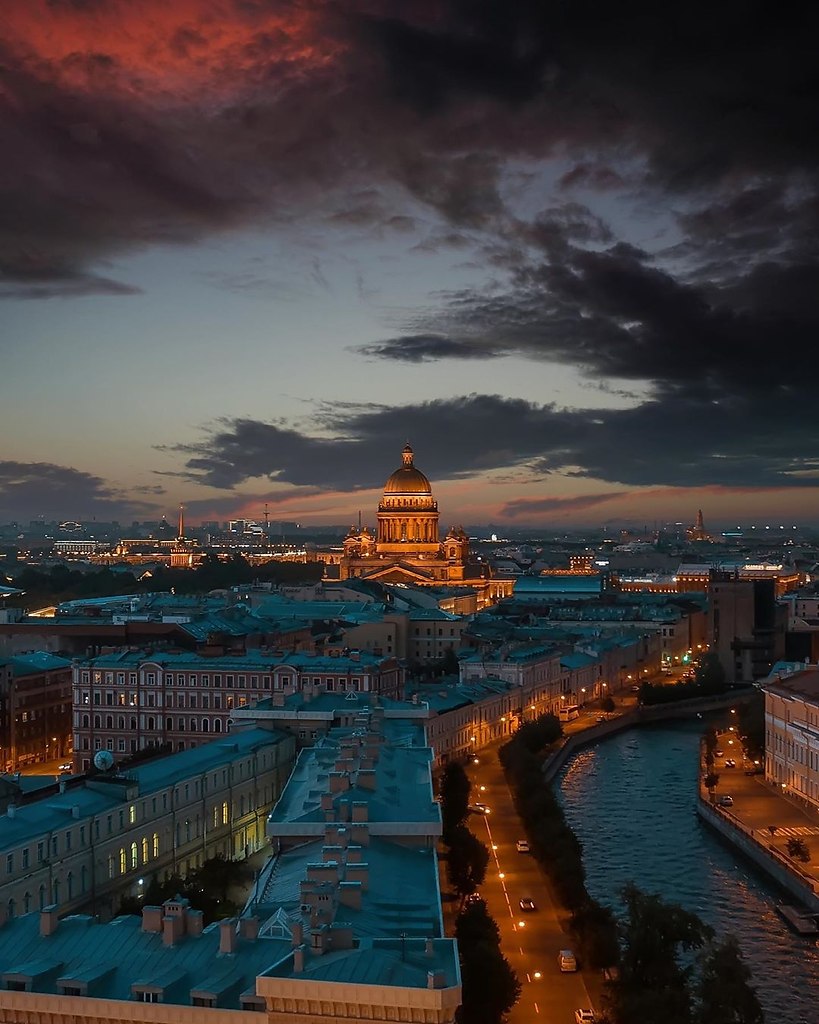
[686,508,713,543]
[336,445,512,608]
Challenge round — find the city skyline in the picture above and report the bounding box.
[3,3,818,527]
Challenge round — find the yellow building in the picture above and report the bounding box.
[336,445,512,608]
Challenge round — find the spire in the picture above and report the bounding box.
[177,504,185,541]
[696,508,704,530]
[401,443,414,468]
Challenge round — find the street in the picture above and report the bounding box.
[465,745,596,1024]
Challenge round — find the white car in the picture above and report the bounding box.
[470,803,490,815]
[575,1011,595,1024]
[516,839,530,853]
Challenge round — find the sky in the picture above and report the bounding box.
[2,0,819,529]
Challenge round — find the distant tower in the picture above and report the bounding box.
[687,508,710,543]
[264,502,270,539]
[170,504,195,568]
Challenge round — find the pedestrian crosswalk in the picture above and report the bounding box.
[773,825,819,837]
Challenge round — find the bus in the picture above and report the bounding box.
[559,704,580,722]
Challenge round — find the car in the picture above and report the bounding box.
[558,949,578,972]
[596,715,606,723]
[724,758,736,768]
[470,802,490,815]
[519,897,537,912]
[575,1011,596,1024]
[464,892,483,906]
[718,795,734,807]
[745,767,764,776]
[58,763,72,772]
[715,749,724,757]
[516,839,530,853]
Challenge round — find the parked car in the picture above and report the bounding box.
[575,1011,595,1024]
[469,803,490,815]
[464,892,483,906]
[596,715,606,723]
[516,839,530,853]
[58,763,72,772]
[718,795,734,807]
[715,749,724,757]
[724,758,736,768]
[519,897,537,912]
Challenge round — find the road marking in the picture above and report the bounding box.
[534,1002,539,1013]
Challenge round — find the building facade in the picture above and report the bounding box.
[0,727,295,921]
[0,652,73,772]
[72,649,402,772]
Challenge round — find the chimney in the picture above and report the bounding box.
[40,905,59,937]
[239,916,259,941]
[219,919,238,955]
[320,793,334,812]
[349,823,369,846]
[293,945,306,973]
[58,779,67,795]
[142,906,164,933]
[351,801,368,822]
[291,921,304,947]
[337,882,362,910]
[427,970,447,989]
[186,908,204,937]
[329,772,349,793]
[346,844,363,863]
[357,769,377,790]
[345,863,369,890]
[163,914,182,947]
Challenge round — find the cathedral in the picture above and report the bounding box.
[336,445,513,607]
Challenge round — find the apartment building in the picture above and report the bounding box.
[72,649,402,772]
[762,665,819,809]
[0,652,72,772]
[0,727,295,921]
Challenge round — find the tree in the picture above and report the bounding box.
[695,653,727,692]
[455,900,500,948]
[694,935,763,1024]
[456,900,520,1024]
[601,695,616,713]
[446,824,489,900]
[608,884,713,1024]
[440,762,471,844]
[515,712,562,753]
[786,837,810,863]
[457,940,521,1024]
[703,772,720,803]
[737,692,765,762]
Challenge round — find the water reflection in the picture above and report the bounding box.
[558,722,819,1024]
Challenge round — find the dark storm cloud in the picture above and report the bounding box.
[4,0,818,295]
[501,492,628,519]
[169,392,819,495]
[359,236,819,407]
[0,462,158,518]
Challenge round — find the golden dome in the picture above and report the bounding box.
[383,444,432,495]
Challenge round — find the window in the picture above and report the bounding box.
[152,833,159,857]
[142,837,148,863]
[65,830,72,852]
[119,848,126,874]
[5,853,12,874]
[222,801,229,825]
[22,848,29,869]
[37,841,44,863]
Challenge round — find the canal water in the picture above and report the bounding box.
[558,721,819,1024]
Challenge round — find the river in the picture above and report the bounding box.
[558,721,819,1024]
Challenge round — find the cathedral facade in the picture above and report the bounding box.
[337,445,512,607]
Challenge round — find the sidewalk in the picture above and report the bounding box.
[703,741,819,899]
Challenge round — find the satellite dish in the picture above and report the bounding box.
[94,750,115,772]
